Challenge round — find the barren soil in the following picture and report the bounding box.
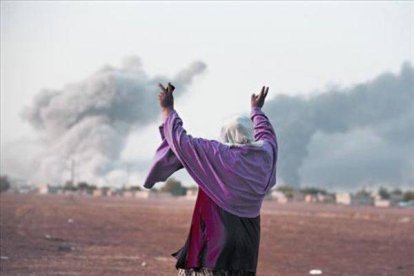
[1,194,413,275]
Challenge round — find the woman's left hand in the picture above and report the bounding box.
[158,82,175,110]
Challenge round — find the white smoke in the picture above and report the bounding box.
[21,56,206,186]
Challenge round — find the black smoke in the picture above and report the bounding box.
[265,62,414,190]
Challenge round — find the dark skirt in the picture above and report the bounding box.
[172,188,260,276]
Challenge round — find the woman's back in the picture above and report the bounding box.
[144,106,277,218]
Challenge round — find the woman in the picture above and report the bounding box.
[144,83,278,275]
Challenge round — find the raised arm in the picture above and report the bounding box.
[159,84,254,210]
[154,82,230,190]
[143,83,184,189]
[250,86,277,147]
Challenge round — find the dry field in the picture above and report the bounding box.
[1,193,413,276]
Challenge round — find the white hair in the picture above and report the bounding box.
[219,114,255,145]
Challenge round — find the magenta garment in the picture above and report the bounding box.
[143,107,278,218]
[171,187,260,274]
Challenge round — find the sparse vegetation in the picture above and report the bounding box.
[378,187,390,199]
[403,191,414,202]
[0,175,10,193]
[161,177,187,196]
[276,185,294,199]
[77,181,97,194]
[391,188,403,196]
[129,186,141,192]
[354,188,372,198]
[77,182,89,191]
[300,187,327,195]
[63,181,77,191]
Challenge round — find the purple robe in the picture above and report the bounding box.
[143,107,277,218]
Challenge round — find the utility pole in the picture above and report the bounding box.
[126,163,130,189]
[71,159,75,185]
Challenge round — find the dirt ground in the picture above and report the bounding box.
[1,193,413,276]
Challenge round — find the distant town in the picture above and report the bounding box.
[1,175,413,208]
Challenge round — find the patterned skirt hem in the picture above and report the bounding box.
[177,267,256,276]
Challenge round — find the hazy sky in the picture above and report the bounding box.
[1,1,413,187]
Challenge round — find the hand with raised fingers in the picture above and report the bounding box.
[158,82,175,109]
[251,86,269,109]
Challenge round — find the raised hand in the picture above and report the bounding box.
[158,82,175,109]
[251,86,269,109]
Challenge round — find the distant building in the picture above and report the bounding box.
[336,193,351,205]
[320,193,335,203]
[49,185,62,194]
[152,192,173,199]
[305,194,317,203]
[336,192,373,206]
[63,190,78,196]
[101,188,112,196]
[372,191,402,207]
[77,190,89,196]
[374,199,391,208]
[134,190,173,199]
[389,193,404,206]
[123,191,133,198]
[135,190,150,199]
[268,190,288,203]
[352,194,374,206]
[185,187,198,200]
[111,189,124,197]
[305,193,335,203]
[93,189,103,197]
[38,184,49,195]
[37,184,62,195]
[290,190,305,202]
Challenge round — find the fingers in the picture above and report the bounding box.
[260,86,269,97]
[158,83,167,93]
[259,85,268,98]
[159,82,176,95]
[167,82,175,94]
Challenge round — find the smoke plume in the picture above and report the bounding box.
[265,62,414,190]
[22,56,206,186]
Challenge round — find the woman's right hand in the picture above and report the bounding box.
[158,82,175,109]
[251,86,269,109]
[158,82,175,119]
